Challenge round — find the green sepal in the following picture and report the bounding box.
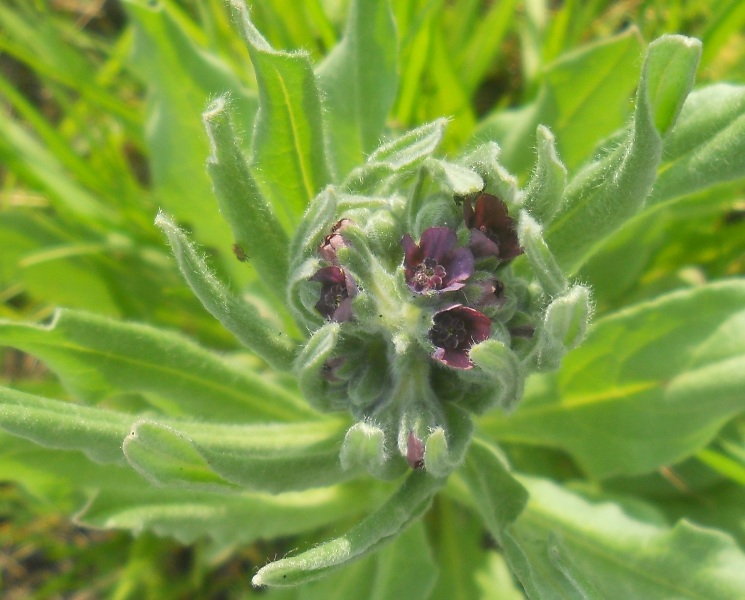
[468,339,525,413]
[534,285,593,370]
[342,119,447,194]
[523,125,567,225]
[340,421,406,480]
[289,186,338,272]
[288,257,325,331]
[422,404,474,478]
[424,157,484,197]
[295,322,342,413]
[155,212,297,371]
[458,142,519,205]
[518,210,568,298]
[252,470,445,587]
[202,96,289,296]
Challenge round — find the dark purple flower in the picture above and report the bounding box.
[429,305,491,369]
[319,219,351,264]
[406,431,425,470]
[463,193,522,261]
[310,266,357,322]
[401,227,474,293]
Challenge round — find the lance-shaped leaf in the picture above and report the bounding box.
[268,521,437,600]
[317,0,398,179]
[0,387,131,464]
[647,83,745,206]
[0,387,351,494]
[0,308,309,422]
[123,0,257,259]
[156,212,298,372]
[253,471,445,587]
[342,119,447,194]
[230,0,330,229]
[546,35,702,274]
[203,96,289,297]
[480,280,745,479]
[500,477,745,599]
[137,417,353,494]
[472,28,644,175]
[458,438,529,539]
[0,435,378,548]
[79,480,379,549]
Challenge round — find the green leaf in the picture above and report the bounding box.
[503,477,745,599]
[317,0,398,179]
[202,96,290,297]
[480,280,745,479]
[277,521,437,600]
[140,417,353,494]
[0,386,351,494]
[155,212,298,371]
[80,480,377,549]
[252,471,445,587]
[458,439,529,538]
[123,419,236,490]
[473,28,644,175]
[124,0,257,256]
[0,387,131,464]
[428,497,524,600]
[546,35,702,274]
[0,308,310,422]
[648,84,745,206]
[231,0,331,229]
[0,434,376,548]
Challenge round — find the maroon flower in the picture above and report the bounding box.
[406,431,425,470]
[463,193,522,261]
[310,266,357,322]
[429,305,491,369]
[401,227,474,293]
[319,219,351,264]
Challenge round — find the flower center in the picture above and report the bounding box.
[429,312,470,350]
[321,282,348,310]
[412,258,447,292]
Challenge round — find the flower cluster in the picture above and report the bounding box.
[310,193,522,370]
[290,134,590,478]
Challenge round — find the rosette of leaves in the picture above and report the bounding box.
[3,0,745,597]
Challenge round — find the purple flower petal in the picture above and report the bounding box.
[417,227,457,263]
[401,227,474,293]
[319,219,351,264]
[440,247,474,291]
[310,266,356,322]
[463,193,522,261]
[406,431,425,470]
[429,305,491,369]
